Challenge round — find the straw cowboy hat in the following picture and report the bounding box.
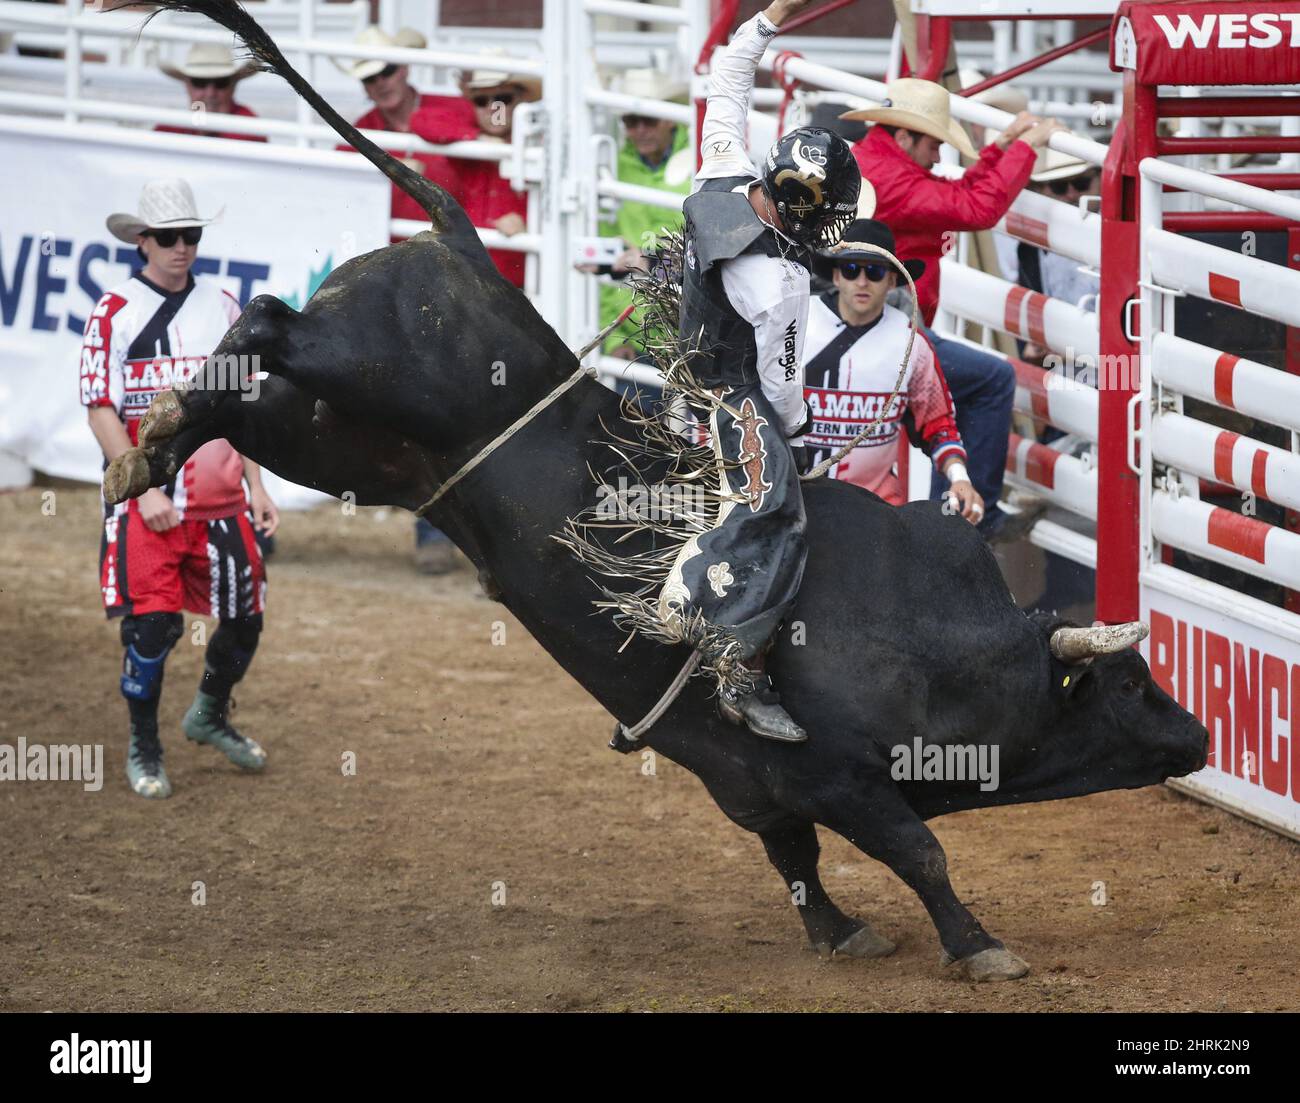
[840,78,978,160]
[617,68,688,105]
[161,42,258,83]
[458,48,542,102]
[334,26,426,82]
[106,179,222,244]
[958,68,1029,117]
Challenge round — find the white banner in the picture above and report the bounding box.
[1142,582,1300,841]
[0,117,391,506]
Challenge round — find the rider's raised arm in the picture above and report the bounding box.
[696,11,779,183]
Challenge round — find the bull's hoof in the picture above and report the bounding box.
[950,947,1030,982]
[138,390,186,447]
[834,924,897,959]
[103,448,153,505]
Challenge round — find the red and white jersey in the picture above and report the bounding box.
[80,273,247,522]
[803,296,965,505]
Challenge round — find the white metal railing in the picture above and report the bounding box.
[995,187,1101,269]
[758,51,1111,170]
[1151,413,1300,514]
[1138,159,1300,595]
[939,259,1100,358]
[1005,433,1098,520]
[1151,333,1300,437]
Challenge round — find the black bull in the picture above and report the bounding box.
[105,1,1209,981]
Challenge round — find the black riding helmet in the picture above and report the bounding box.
[761,127,860,250]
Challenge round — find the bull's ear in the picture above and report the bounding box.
[1057,664,1096,705]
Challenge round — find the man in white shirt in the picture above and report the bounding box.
[804,218,983,521]
[664,0,862,743]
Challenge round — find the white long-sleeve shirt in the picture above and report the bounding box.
[696,12,810,439]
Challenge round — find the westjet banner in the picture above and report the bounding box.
[1112,1,1300,85]
[0,118,389,504]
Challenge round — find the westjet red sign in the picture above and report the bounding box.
[1112,1,1300,85]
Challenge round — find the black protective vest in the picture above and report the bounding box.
[678,175,801,388]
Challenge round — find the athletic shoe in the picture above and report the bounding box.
[126,730,172,799]
[182,691,267,771]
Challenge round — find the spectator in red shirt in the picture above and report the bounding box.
[337,26,475,235]
[410,52,538,289]
[842,79,1060,542]
[156,43,266,143]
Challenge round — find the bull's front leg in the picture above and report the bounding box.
[758,820,896,959]
[818,784,1030,982]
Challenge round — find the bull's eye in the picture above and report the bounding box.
[1122,678,1141,695]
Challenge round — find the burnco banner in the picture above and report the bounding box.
[0,116,390,503]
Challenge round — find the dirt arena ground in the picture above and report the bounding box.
[2,485,1297,1012]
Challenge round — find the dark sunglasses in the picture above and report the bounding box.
[362,64,400,86]
[1048,171,1096,196]
[621,114,660,130]
[188,76,232,90]
[837,260,889,283]
[145,227,203,248]
[472,91,518,109]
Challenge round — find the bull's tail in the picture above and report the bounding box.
[119,1,479,245]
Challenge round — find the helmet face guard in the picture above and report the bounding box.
[762,128,861,250]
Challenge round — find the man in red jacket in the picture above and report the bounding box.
[844,79,1060,541]
[337,26,473,237]
[410,54,537,289]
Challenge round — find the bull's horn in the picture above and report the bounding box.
[1049,622,1149,662]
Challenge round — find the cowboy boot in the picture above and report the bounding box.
[717,653,807,743]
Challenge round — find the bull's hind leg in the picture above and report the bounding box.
[759,820,896,959]
[106,373,438,512]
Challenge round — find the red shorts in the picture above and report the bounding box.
[100,504,267,619]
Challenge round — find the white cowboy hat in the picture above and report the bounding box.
[958,68,1029,116]
[161,42,258,83]
[106,179,222,244]
[393,27,427,51]
[840,78,978,160]
[1032,146,1093,184]
[458,48,542,102]
[333,26,412,82]
[617,68,688,106]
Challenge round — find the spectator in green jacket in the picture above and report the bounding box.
[598,69,694,358]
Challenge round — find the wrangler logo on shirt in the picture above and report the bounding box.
[779,318,799,381]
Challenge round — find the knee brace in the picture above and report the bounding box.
[205,614,263,687]
[119,613,183,701]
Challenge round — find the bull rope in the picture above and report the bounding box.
[413,298,704,746]
[412,303,638,517]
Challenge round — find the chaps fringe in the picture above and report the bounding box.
[552,233,758,697]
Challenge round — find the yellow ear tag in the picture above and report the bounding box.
[1062,675,1071,688]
